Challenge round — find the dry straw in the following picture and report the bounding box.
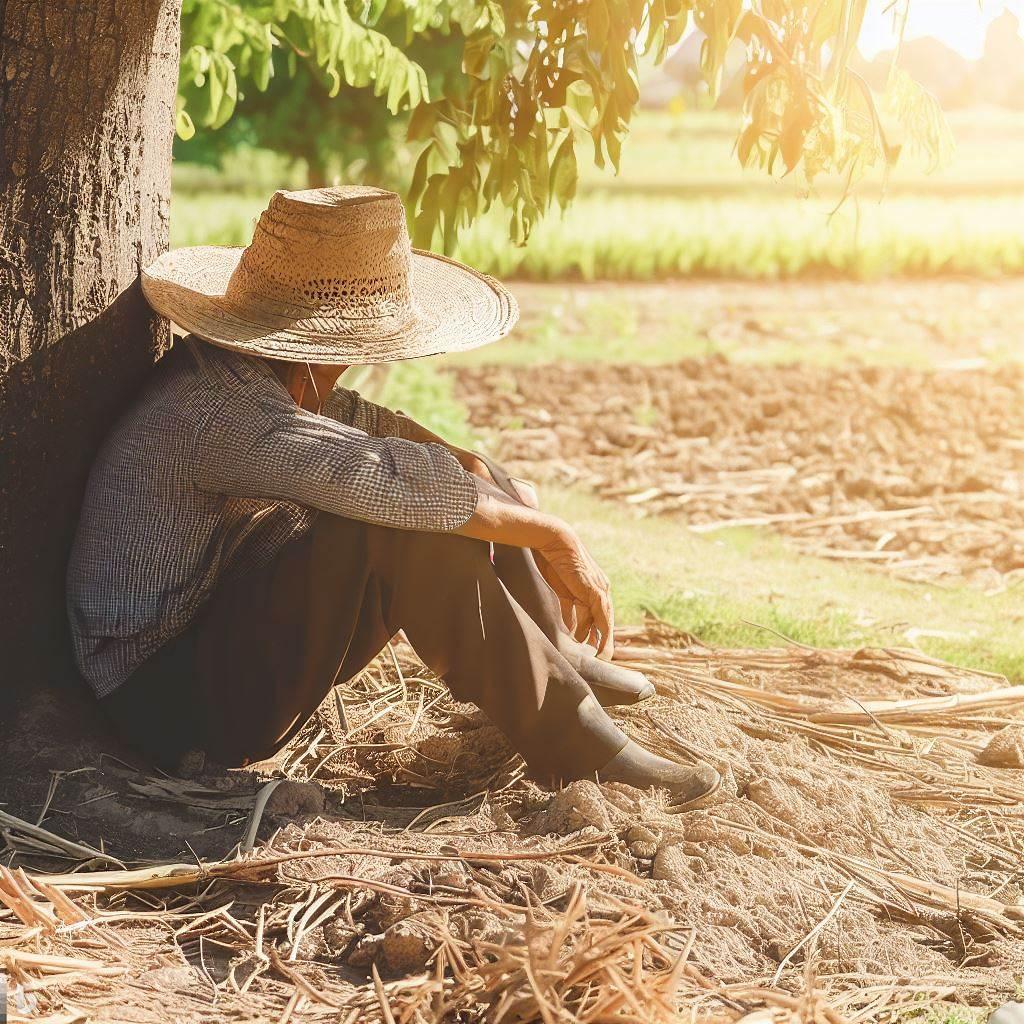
[142,186,518,365]
[2,624,1023,1019]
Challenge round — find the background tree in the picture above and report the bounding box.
[177,0,951,251]
[0,0,180,687]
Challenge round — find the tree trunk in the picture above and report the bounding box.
[0,0,182,691]
[306,148,332,188]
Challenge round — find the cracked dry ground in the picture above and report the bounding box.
[453,357,1024,588]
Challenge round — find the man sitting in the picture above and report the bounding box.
[67,186,719,802]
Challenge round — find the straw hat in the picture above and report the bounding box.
[142,185,518,364]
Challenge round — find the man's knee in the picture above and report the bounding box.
[364,522,491,582]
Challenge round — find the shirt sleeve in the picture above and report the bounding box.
[194,386,479,533]
[321,387,412,440]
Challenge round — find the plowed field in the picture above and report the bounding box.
[455,358,1024,588]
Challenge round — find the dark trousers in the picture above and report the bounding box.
[102,514,625,779]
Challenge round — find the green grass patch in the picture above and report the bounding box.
[546,487,1024,683]
[171,188,1024,281]
[344,361,478,451]
[443,298,712,368]
[451,195,1024,282]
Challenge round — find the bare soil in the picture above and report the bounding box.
[454,357,1024,587]
[3,628,1023,1020]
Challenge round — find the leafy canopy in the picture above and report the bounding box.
[179,0,953,251]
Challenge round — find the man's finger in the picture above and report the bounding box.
[598,625,615,660]
[559,596,576,632]
[545,570,578,633]
[593,592,614,661]
[573,604,593,644]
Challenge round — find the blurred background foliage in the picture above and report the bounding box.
[175,0,956,251]
[173,1,1024,280]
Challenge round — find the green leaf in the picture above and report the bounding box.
[462,28,496,78]
[362,0,388,28]
[564,80,599,131]
[549,132,577,210]
[175,98,195,141]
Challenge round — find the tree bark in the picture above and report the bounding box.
[0,0,182,690]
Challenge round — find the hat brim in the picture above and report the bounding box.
[141,245,518,365]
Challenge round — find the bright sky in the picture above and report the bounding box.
[858,0,1024,60]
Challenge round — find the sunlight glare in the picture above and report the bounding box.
[858,0,1024,60]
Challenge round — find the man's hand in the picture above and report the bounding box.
[535,527,614,660]
[456,478,614,658]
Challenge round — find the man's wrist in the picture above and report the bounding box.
[531,511,571,549]
[466,454,493,481]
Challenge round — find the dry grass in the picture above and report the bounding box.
[2,625,1023,1021]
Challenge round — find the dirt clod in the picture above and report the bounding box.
[380,913,445,975]
[525,779,622,835]
[264,779,326,817]
[978,724,1024,768]
[652,840,691,883]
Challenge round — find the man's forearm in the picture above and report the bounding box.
[455,476,562,549]
[458,478,614,656]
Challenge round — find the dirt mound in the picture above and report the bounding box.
[454,358,1024,587]
[3,628,1023,1020]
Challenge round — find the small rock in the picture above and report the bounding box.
[978,725,1024,769]
[323,918,360,953]
[989,1003,1024,1024]
[265,780,326,818]
[626,824,660,845]
[348,932,383,968]
[372,890,418,931]
[651,840,690,884]
[489,803,517,831]
[629,840,658,859]
[380,915,442,975]
[451,909,508,945]
[626,823,659,856]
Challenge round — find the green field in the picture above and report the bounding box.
[171,109,1024,280]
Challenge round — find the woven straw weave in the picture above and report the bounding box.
[142,186,518,364]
